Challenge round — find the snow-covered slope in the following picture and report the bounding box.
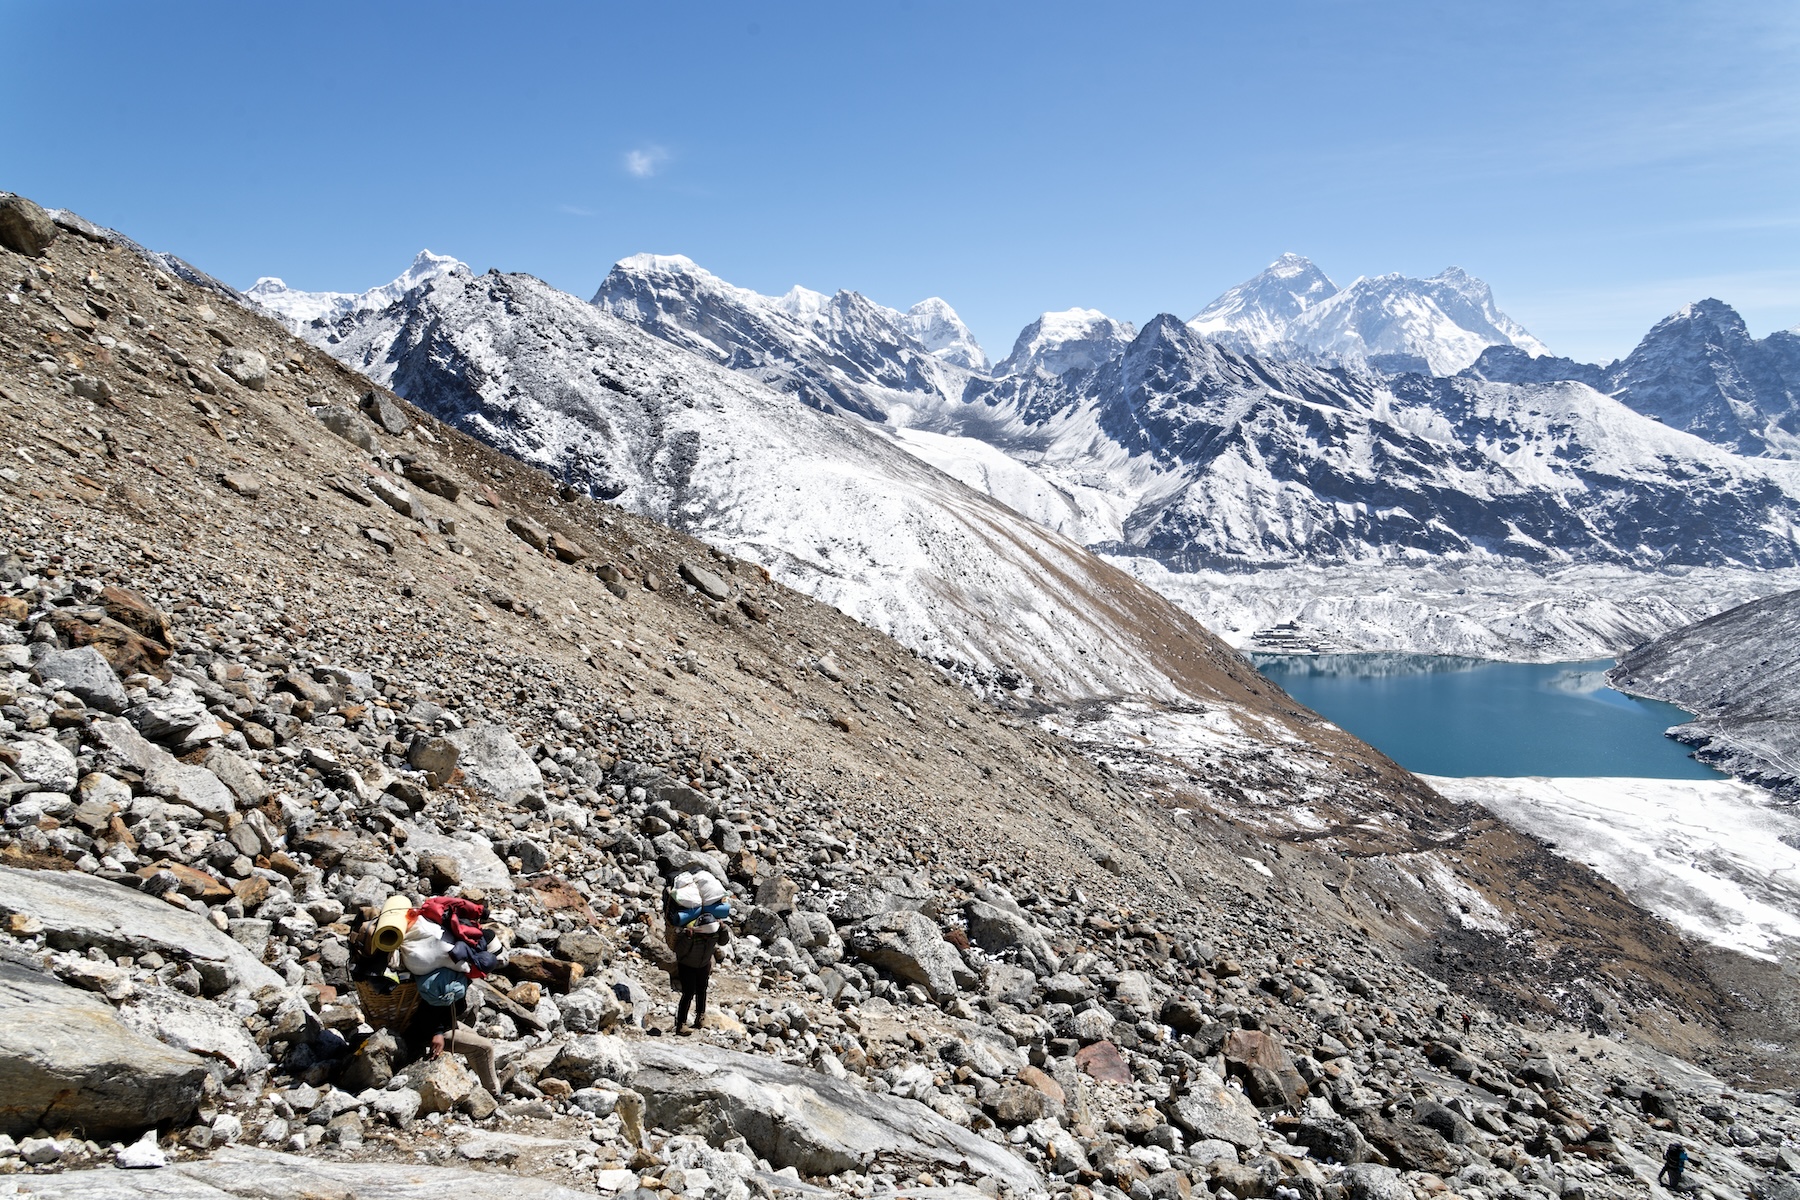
[994,309,1137,378]
[1190,260,1546,375]
[590,254,983,422]
[302,265,1253,705]
[245,250,463,332]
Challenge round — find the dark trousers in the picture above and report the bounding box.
[676,964,711,1028]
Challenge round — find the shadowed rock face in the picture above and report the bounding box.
[632,1041,1044,1194]
[1610,587,1800,801]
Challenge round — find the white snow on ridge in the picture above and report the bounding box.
[889,427,1128,545]
[246,250,464,332]
[1430,775,1800,960]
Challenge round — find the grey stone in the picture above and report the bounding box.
[964,892,1059,972]
[1289,1114,1372,1164]
[1167,1068,1262,1150]
[0,194,57,257]
[118,988,270,1082]
[408,734,460,787]
[200,746,270,806]
[128,690,223,747]
[370,475,428,522]
[547,1034,636,1089]
[24,1145,599,1199]
[216,348,269,390]
[362,391,410,435]
[0,961,207,1139]
[560,986,623,1034]
[401,823,512,893]
[316,403,378,451]
[33,646,129,714]
[1343,1164,1412,1200]
[678,561,731,601]
[444,723,541,803]
[144,756,236,819]
[845,909,976,1002]
[0,865,283,992]
[6,733,78,791]
[633,1041,1043,1194]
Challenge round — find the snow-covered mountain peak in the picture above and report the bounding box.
[998,307,1137,377]
[246,249,465,331]
[1189,254,1339,356]
[1187,258,1545,376]
[901,297,988,372]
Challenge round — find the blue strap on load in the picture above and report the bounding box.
[677,900,731,927]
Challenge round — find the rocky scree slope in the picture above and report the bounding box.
[1608,588,1800,802]
[0,195,1797,1197]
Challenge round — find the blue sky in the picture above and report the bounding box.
[7,1,1798,363]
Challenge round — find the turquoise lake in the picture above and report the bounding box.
[1250,655,1723,779]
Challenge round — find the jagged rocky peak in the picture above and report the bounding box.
[996,307,1137,377]
[1188,252,1339,354]
[1608,297,1800,457]
[245,249,466,332]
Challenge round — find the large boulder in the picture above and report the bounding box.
[1223,1028,1307,1108]
[401,823,512,893]
[216,348,269,391]
[846,910,976,1001]
[547,1034,636,1089]
[1167,1067,1263,1149]
[0,961,207,1138]
[0,866,283,992]
[117,988,270,1082]
[23,1145,597,1200]
[0,194,57,257]
[32,646,129,714]
[445,723,542,804]
[634,1041,1043,1194]
[963,889,1059,972]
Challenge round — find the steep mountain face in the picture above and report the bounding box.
[590,254,980,422]
[245,249,464,332]
[962,315,1800,570]
[992,308,1137,379]
[1187,252,1337,358]
[1190,259,1546,375]
[1463,301,1800,459]
[308,265,1256,705]
[1610,588,1800,801]
[1607,300,1800,458]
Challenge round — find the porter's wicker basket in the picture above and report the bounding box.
[354,979,419,1031]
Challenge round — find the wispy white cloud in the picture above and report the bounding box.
[623,145,671,179]
[558,203,596,217]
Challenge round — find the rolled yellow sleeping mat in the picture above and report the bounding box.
[370,895,413,954]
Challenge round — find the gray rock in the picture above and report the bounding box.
[144,756,236,819]
[1290,1114,1372,1164]
[547,1034,636,1089]
[401,822,512,892]
[117,989,270,1082]
[201,746,271,807]
[0,866,283,992]
[633,1041,1043,1194]
[444,723,541,803]
[0,961,207,1138]
[33,646,129,714]
[1167,1068,1262,1150]
[678,561,731,601]
[845,909,976,1001]
[216,348,269,390]
[26,1145,598,1199]
[6,733,78,791]
[362,391,410,435]
[128,690,223,747]
[1343,1163,1412,1200]
[964,892,1059,972]
[506,515,551,551]
[560,986,623,1034]
[316,403,378,451]
[370,475,429,522]
[408,734,461,787]
[0,194,57,257]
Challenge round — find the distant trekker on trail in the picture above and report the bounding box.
[661,864,732,1035]
[1658,1142,1688,1190]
